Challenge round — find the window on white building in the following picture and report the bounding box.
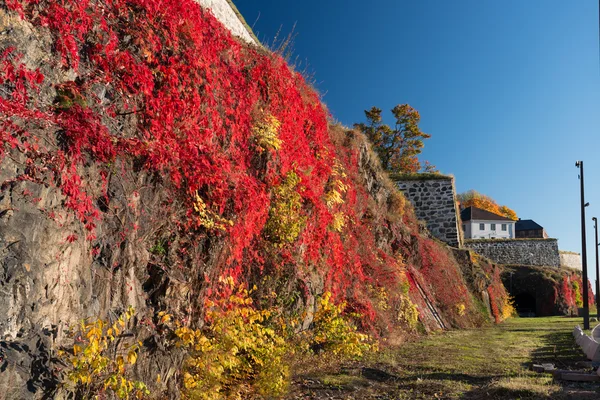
[491,223,496,230]
[479,223,485,230]
[501,224,507,231]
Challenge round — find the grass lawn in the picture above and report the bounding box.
[288,317,600,399]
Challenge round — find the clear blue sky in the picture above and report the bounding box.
[235,0,600,282]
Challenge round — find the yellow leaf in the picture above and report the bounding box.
[160,313,171,324]
[117,356,125,373]
[127,349,138,365]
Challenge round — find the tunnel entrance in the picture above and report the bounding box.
[514,292,537,317]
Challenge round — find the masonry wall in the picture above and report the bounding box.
[197,0,256,44]
[466,239,560,267]
[395,177,462,248]
[560,252,582,270]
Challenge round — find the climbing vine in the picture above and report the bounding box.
[1,0,509,345]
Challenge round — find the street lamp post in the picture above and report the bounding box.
[594,217,599,321]
[576,161,590,329]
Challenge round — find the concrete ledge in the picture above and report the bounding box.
[573,325,600,361]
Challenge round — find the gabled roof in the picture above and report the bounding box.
[516,219,544,231]
[460,206,514,222]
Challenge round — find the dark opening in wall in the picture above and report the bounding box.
[514,292,536,317]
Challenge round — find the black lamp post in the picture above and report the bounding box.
[576,160,590,329]
[594,217,599,321]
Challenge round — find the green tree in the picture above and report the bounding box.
[354,104,432,173]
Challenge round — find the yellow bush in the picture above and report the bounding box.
[252,114,282,151]
[324,160,349,232]
[264,171,306,246]
[572,281,583,308]
[396,294,419,330]
[303,292,377,359]
[501,296,517,321]
[173,281,289,399]
[193,192,233,231]
[330,211,347,232]
[58,307,149,399]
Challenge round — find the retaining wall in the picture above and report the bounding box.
[466,238,560,267]
[395,176,462,248]
[197,0,256,44]
[560,252,582,270]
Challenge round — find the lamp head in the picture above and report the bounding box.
[576,161,582,167]
[594,217,598,222]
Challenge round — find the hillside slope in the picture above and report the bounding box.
[0,1,510,398]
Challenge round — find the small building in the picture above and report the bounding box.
[515,219,548,239]
[460,206,516,239]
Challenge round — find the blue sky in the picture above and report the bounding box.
[235,1,600,282]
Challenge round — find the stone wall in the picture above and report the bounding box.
[196,0,257,44]
[466,239,560,267]
[395,176,462,248]
[560,252,582,270]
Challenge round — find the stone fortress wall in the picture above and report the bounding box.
[559,251,582,270]
[196,0,257,44]
[394,176,462,248]
[466,238,561,267]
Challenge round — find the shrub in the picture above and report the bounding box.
[572,280,583,307]
[58,307,149,399]
[302,292,377,358]
[324,161,349,232]
[173,280,289,399]
[396,295,419,330]
[263,171,306,246]
[252,113,282,151]
[192,192,233,231]
[501,296,517,320]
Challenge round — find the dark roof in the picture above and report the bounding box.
[516,219,544,231]
[460,206,514,222]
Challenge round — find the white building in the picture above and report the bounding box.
[460,206,516,239]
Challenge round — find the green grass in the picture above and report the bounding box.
[288,317,600,399]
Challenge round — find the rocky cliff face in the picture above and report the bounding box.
[0,1,510,398]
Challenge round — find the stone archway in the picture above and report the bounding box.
[514,292,537,317]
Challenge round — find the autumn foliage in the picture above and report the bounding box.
[458,190,517,220]
[354,105,432,173]
[0,2,511,396]
[0,0,469,330]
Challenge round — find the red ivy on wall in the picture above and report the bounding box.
[1,0,506,329]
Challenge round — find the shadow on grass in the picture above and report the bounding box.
[530,330,584,367]
[392,371,500,386]
[393,372,504,398]
[462,385,565,400]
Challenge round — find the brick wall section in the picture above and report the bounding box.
[466,239,560,267]
[560,252,582,270]
[395,177,462,248]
